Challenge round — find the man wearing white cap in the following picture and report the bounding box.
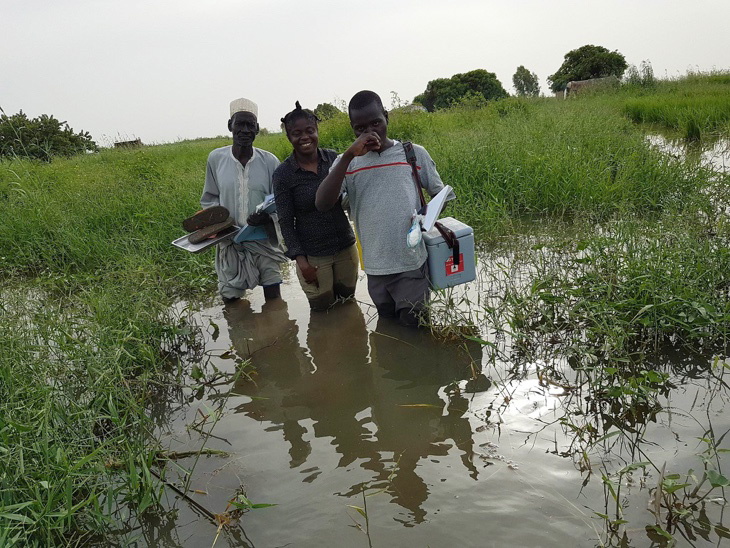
[200,98,286,302]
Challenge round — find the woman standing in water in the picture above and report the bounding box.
[273,102,358,310]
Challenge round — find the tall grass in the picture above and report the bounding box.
[497,206,730,359]
[0,142,227,544]
[624,94,730,140]
[0,279,195,545]
[620,71,730,140]
[326,98,706,237]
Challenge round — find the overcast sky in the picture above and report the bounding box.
[2,0,728,145]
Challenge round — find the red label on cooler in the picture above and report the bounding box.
[445,254,464,276]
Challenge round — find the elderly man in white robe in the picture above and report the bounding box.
[201,98,286,302]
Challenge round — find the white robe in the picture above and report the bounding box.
[201,145,287,298]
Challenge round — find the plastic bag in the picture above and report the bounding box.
[406,210,423,248]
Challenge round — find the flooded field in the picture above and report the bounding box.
[647,134,730,173]
[4,78,730,546]
[122,259,730,547]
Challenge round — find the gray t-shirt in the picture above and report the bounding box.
[332,140,454,275]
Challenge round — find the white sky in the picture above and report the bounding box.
[2,0,729,145]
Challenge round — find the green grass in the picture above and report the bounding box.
[624,94,730,140]
[496,205,730,357]
[619,71,730,140]
[0,279,196,545]
[0,142,225,544]
[316,97,709,235]
[1,70,729,545]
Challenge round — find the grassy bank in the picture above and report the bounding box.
[1,71,729,544]
[0,143,225,544]
[620,71,730,140]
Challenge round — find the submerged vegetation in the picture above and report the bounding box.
[1,70,729,545]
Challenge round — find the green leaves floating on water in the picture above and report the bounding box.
[706,469,730,488]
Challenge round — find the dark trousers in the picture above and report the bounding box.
[367,261,430,327]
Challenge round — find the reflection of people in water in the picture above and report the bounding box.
[360,318,480,524]
[226,298,481,524]
[225,298,313,467]
[289,302,373,465]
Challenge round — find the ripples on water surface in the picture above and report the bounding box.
[128,261,729,547]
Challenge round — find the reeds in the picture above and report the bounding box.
[621,71,730,140]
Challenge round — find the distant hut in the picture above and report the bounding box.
[564,75,619,98]
[114,138,143,148]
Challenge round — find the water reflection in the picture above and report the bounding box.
[647,133,730,173]
[224,299,481,525]
[151,259,730,547]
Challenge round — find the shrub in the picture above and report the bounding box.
[0,110,97,161]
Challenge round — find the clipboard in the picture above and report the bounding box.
[421,185,452,232]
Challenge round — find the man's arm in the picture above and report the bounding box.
[265,153,281,194]
[200,157,220,208]
[247,152,280,225]
[315,150,354,212]
[315,132,381,211]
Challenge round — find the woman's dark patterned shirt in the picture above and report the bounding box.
[273,148,355,259]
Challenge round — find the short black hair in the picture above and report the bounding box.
[281,101,318,133]
[348,90,386,116]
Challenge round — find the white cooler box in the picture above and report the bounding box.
[423,217,476,289]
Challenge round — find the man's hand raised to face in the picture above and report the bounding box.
[346,132,381,157]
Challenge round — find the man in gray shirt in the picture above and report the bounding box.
[201,98,286,303]
[316,91,454,326]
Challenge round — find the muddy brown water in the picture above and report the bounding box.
[130,264,730,548]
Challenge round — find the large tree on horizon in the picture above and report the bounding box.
[413,69,508,111]
[548,45,628,92]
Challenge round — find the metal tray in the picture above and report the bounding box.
[171,225,240,253]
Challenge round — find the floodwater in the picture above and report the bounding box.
[126,260,730,547]
[647,133,730,173]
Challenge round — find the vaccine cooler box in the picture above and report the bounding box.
[422,217,476,289]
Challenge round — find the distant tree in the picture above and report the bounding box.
[0,110,97,161]
[413,69,508,112]
[548,45,628,93]
[314,103,342,121]
[512,65,540,97]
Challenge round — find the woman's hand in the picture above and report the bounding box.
[346,132,380,157]
[296,256,318,287]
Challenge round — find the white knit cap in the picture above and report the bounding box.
[230,98,258,118]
